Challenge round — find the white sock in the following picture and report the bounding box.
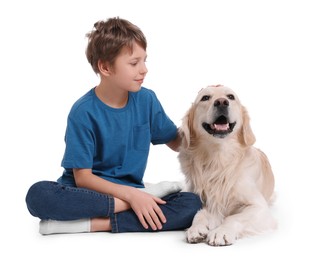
[39,219,91,235]
[140,181,185,198]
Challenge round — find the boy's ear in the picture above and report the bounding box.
[98,60,112,76]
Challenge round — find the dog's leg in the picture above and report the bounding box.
[206,196,276,246]
[186,208,221,243]
[139,181,185,198]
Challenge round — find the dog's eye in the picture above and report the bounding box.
[227,94,235,100]
[201,95,210,101]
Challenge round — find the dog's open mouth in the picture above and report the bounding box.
[202,115,236,138]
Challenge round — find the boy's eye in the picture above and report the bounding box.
[200,95,210,101]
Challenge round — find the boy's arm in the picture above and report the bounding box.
[166,129,181,152]
[73,168,167,230]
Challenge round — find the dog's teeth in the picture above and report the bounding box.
[214,124,229,131]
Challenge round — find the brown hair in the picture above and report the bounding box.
[85,17,147,74]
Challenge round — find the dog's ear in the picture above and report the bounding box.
[239,106,256,146]
[180,104,195,148]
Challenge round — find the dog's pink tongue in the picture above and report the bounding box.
[214,124,229,131]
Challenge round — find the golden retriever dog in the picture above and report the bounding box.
[178,85,276,246]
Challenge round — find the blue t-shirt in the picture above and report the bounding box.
[57,87,177,188]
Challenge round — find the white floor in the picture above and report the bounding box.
[4,165,309,260]
[5,207,307,259]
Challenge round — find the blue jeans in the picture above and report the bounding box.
[25,181,202,233]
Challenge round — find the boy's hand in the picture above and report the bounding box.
[126,188,166,230]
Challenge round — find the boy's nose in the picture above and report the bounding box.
[140,63,148,74]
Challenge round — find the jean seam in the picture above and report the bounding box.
[107,195,118,233]
[110,213,118,233]
[108,195,114,216]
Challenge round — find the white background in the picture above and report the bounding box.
[1,0,309,259]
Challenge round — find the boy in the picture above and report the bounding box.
[26,17,201,234]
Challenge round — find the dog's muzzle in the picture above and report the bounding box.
[202,116,236,138]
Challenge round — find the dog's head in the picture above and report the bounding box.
[180,85,256,148]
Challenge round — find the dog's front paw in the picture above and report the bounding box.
[206,226,237,246]
[186,224,209,244]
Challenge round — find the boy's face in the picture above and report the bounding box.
[108,42,148,92]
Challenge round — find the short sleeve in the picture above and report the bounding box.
[61,114,94,169]
[148,90,178,145]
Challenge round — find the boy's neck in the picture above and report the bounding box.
[95,84,129,109]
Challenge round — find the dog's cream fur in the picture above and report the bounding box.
[178,85,276,246]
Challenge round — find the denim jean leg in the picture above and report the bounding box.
[111,192,202,233]
[25,181,115,220]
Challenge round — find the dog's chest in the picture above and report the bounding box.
[192,156,243,216]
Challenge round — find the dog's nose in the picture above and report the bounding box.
[214,98,229,107]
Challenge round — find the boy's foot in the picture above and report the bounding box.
[141,181,185,198]
[39,219,90,235]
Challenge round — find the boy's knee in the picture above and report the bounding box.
[181,192,203,212]
[25,181,56,218]
[162,192,202,230]
[26,181,51,199]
